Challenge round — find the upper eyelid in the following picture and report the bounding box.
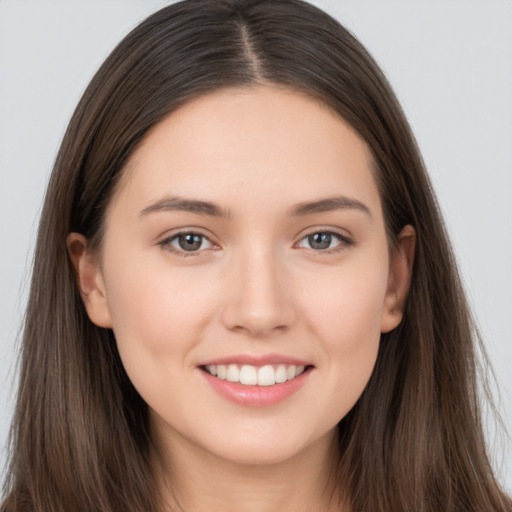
[158,227,217,243]
[158,230,219,254]
[295,226,353,242]
[294,229,355,254]
[157,226,353,249]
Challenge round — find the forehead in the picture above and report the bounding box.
[111,85,381,219]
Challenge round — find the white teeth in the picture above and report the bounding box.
[205,363,307,386]
[257,365,275,386]
[275,364,287,383]
[286,365,297,380]
[226,364,239,382]
[240,365,257,385]
[216,364,227,380]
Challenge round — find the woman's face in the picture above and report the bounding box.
[71,86,412,467]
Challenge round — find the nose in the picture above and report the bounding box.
[220,246,297,337]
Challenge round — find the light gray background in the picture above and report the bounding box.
[1,0,511,491]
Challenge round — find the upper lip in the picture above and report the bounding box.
[199,353,312,367]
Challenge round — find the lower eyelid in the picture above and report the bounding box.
[158,231,216,254]
[158,230,353,255]
[297,230,353,249]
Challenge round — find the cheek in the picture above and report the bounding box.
[298,261,388,350]
[295,259,388,416]
[102,254,218,379]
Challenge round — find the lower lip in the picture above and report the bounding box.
[200,367,312,407]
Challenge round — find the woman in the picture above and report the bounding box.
[2,0,511,510]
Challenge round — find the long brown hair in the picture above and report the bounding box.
[2,1,510,510]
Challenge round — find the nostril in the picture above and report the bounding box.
[230,322,289,336]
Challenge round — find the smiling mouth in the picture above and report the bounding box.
[201,364,311,387]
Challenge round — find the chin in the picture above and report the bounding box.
[210,445,305,467]
[200,425,335,468]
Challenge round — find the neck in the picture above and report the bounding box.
[151,428,346,512]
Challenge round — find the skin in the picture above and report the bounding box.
[69,85,415,512]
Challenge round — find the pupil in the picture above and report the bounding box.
[179,234,202,251]
[309,233,331,250]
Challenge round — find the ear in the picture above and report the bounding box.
[380,225,416,333]
[67,233,112,328]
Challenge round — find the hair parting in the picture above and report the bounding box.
[2,1,510,511]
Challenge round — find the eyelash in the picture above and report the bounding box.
[295,230,354,253]
[159,231,217,257]
[159,229,354,257]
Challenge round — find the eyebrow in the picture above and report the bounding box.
[139,196,231,218]
[139,194,371,219]
[289,196,372,218]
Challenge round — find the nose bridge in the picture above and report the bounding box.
[221,239,295,336]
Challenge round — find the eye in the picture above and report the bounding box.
[297,231,351,251]
[160,232,214,254]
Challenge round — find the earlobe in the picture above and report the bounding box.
[67,233,112,328]
[381,225,416,333]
